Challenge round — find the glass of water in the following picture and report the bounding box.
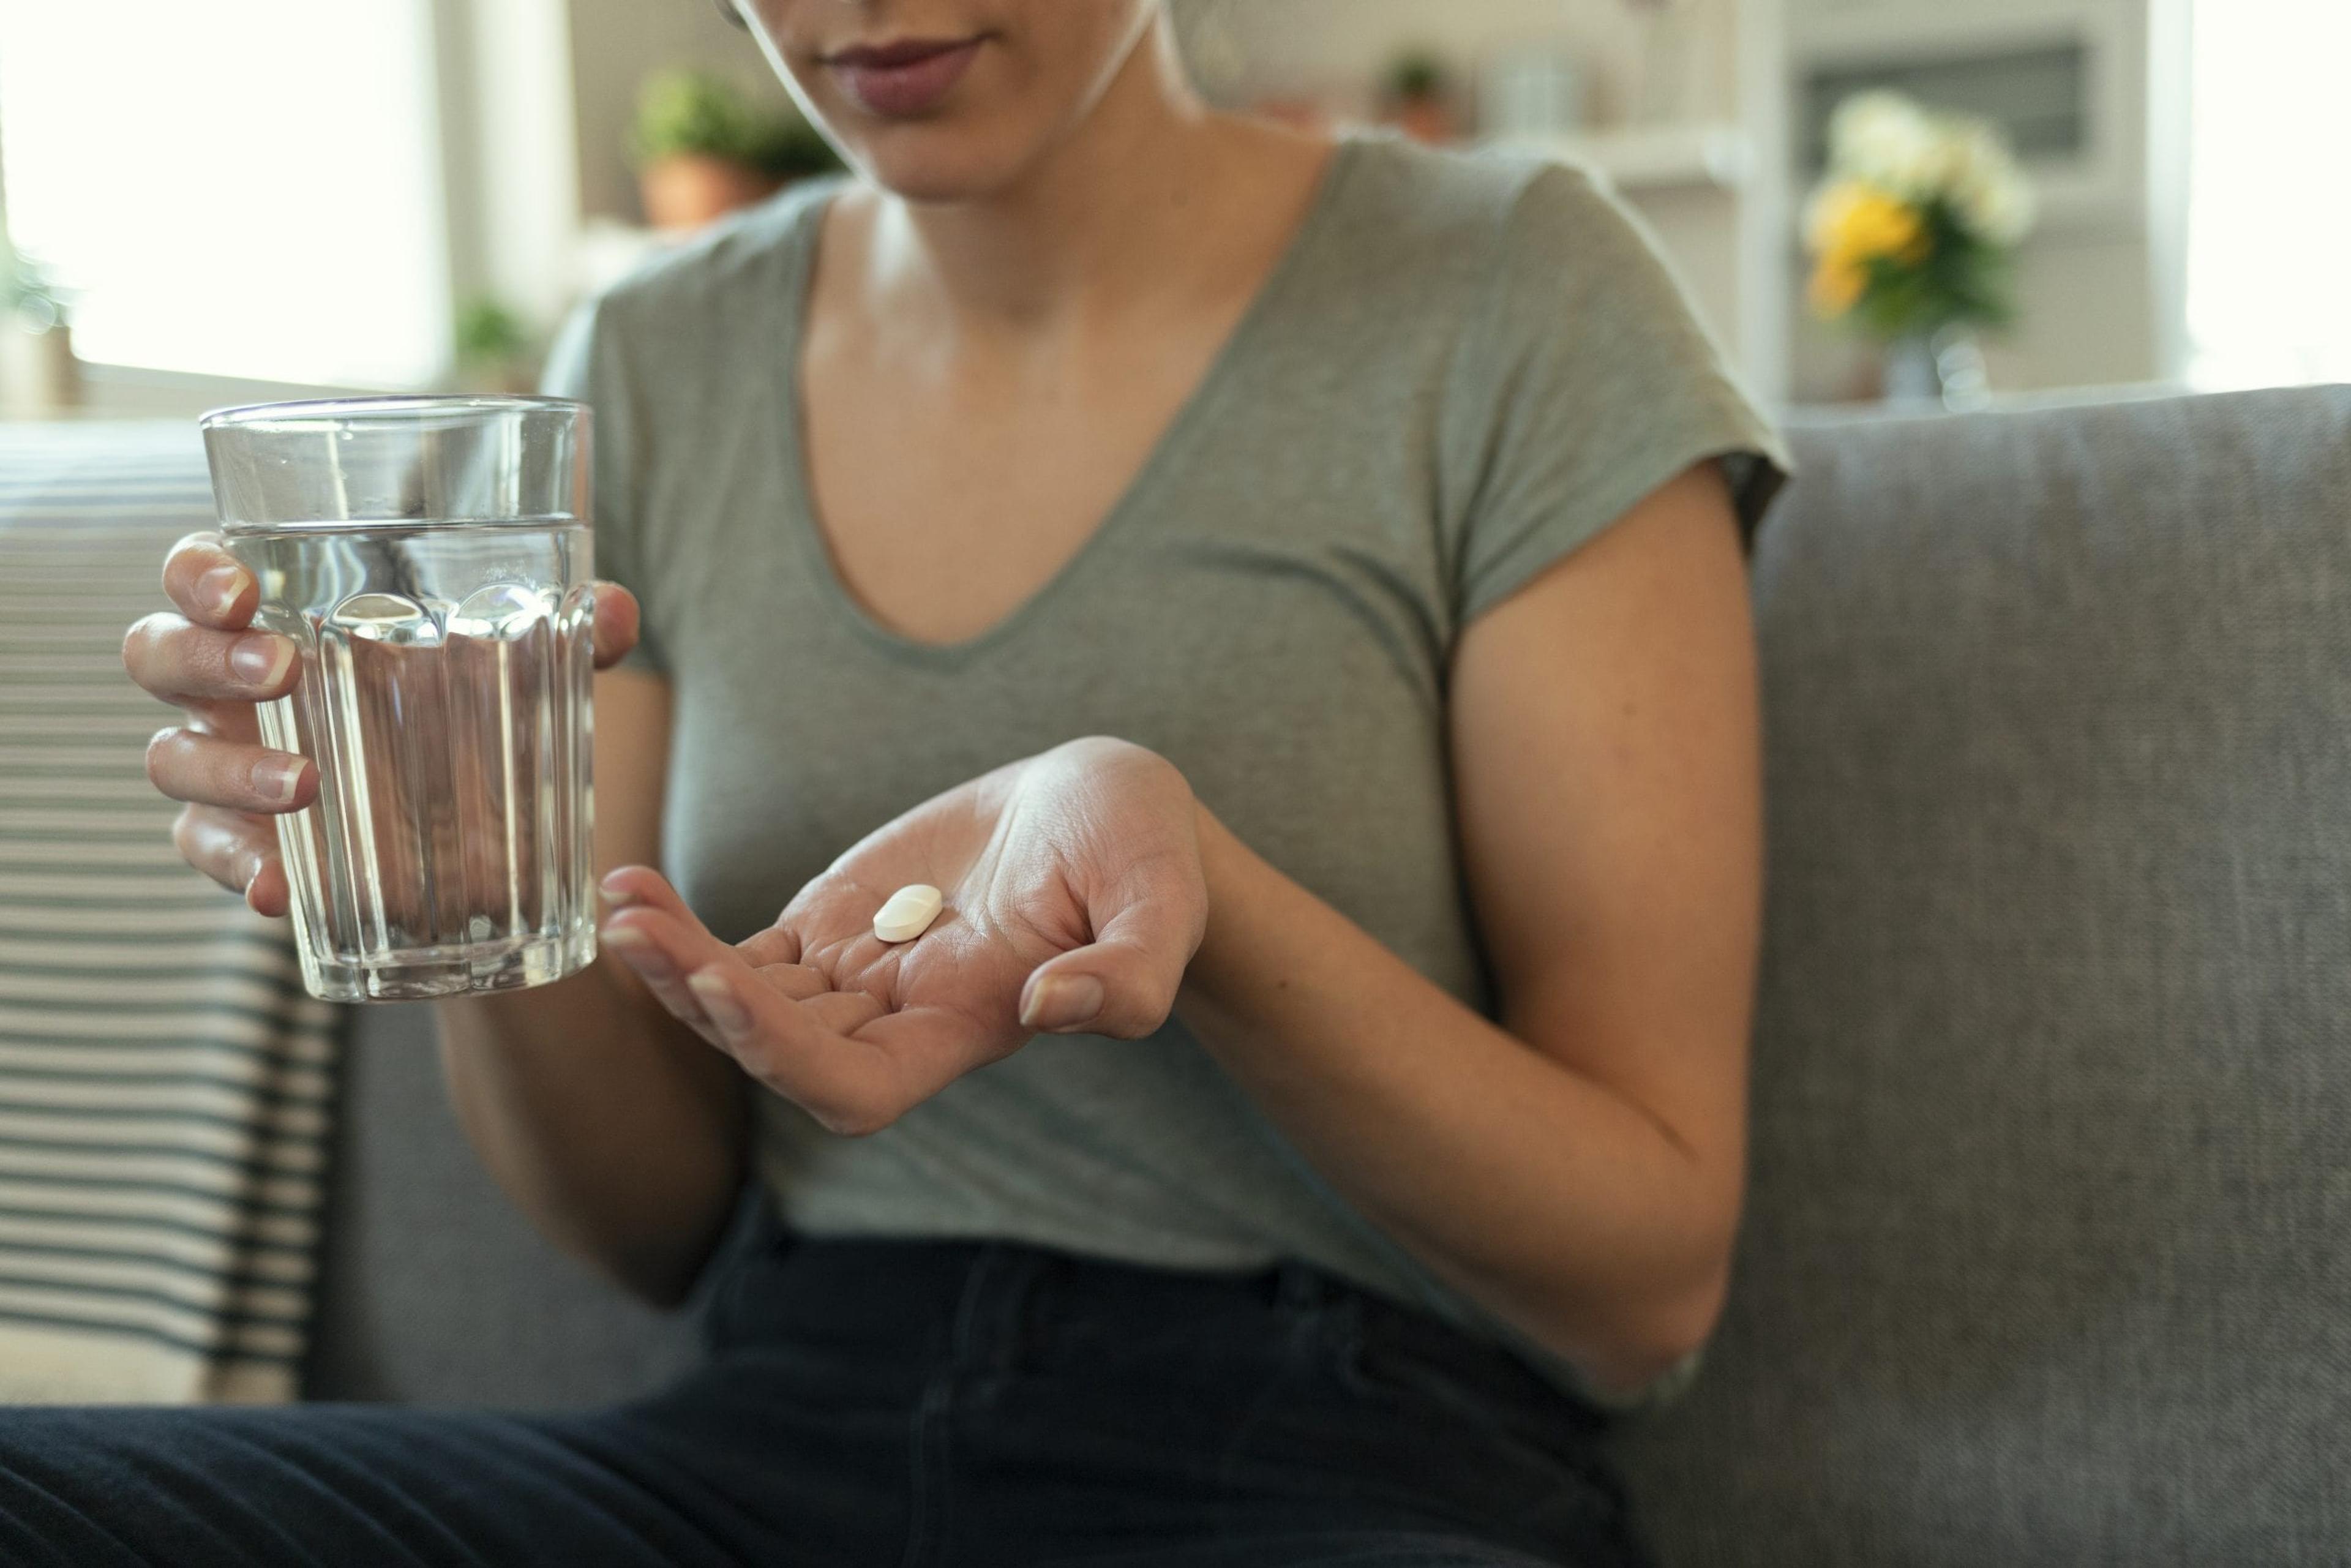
[200,397,597,1003]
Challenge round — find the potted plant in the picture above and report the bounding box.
[0,238,79,415]
[1802,91,2036,408]
[630,69,840,233]
[1379,50,1457,145]
[451,297,540,396]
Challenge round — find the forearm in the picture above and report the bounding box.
[435,950,750,1307]
[1178,806,1739,1395]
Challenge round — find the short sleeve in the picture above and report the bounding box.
[542,299,669,677]
[1442,164,1792,629]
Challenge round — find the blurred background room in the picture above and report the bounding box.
[0,0,2344,421]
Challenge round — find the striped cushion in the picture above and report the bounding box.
[0,421,338,1403]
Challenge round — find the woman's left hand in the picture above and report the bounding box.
[596,737,1209,1136]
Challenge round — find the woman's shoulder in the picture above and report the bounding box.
[583,176,840,343]
[1297,133,1699,368]
[1326,132,1637,281]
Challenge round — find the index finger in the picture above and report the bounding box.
[604,904,895,1119]
[162,531,257,631]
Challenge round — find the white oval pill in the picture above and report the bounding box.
[872,883,943,943]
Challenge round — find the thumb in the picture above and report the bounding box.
[588,581,641,670]
[1019,897,1202,1040]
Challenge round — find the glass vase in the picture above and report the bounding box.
[1881,326,1991,411]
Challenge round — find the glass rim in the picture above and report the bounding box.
[200,394,585,435]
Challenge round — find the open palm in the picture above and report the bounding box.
[598,738,1207,1136]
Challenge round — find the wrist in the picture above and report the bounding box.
[1186,800,1261,1008]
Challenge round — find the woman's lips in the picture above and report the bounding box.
[825,37,985,119]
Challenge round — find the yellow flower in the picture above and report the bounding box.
[1808,254,1867,317]
[1810,180,1928,266]
[1801,178,1932,318]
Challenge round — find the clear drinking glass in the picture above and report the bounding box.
[200,397,597,1003]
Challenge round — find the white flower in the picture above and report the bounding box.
[1826,90,2037,247]
[1828,91,1944,197]
[1943,121,2037,244]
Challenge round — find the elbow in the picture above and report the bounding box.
[1627,1267,1734,1388]
[560,1171,748,1313]
[593,1227,728,1313]
[1560,1259,1738,1401]
[1584,1153,1747,1392]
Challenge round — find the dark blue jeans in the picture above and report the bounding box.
[0,1228,1651,1566]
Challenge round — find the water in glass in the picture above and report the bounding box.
[232,516,596,1002]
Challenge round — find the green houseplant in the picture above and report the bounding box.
[630,69,839,232]
[1379,49,1457,145]
[451,297,539,396]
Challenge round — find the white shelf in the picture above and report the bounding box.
[574,219,675,298]
[1487,122,1753,193]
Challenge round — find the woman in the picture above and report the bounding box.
[83,1,1786,1562]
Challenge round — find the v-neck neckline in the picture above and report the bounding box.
[769,135,1368,669]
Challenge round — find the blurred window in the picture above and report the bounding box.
[2183,0,2351,389]
[0,1,449,388]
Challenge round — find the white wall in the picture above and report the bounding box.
[1174,0,1739,124]
[429,0,585,334]
[468,0,586,327]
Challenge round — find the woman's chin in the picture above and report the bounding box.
[838,126,1046,206]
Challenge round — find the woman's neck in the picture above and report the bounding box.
[860,20,1277,336]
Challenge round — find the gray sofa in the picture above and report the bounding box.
[300,386,2351,1566]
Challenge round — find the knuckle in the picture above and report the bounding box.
[120,614,160,672]
[815,1092,898,1139]
[1136,978,1183,1034]
[171,805,249,894]
[162,535,201,590]
[122,613,194,691]
[144,726,186,786]
[163,530,228,580]
[1100,1004,1161,1042]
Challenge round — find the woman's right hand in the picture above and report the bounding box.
[124,531,642,918]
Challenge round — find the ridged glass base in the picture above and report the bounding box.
[299,928,596,1004]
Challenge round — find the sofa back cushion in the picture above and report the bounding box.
[1613,387,2351,1565]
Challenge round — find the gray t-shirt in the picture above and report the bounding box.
[544,132,1790,1405]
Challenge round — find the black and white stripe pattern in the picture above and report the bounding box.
[0,422,337,1403]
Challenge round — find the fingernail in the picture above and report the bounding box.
[229,634,294,688]
[199,564,248,618]
[1021,973,1104,1032]
[688,969,749,1032]
[252,756,304,806]
[598,871,636,904]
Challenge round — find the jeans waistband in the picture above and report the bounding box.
[719,1231,1337,1349]
[709,1226,1607,1431]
